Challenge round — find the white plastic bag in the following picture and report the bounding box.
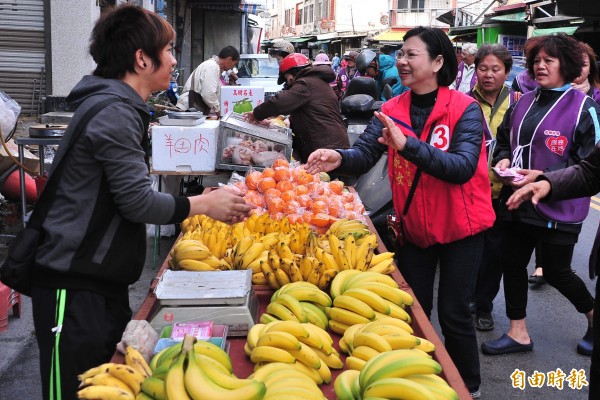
[0,91,21,140]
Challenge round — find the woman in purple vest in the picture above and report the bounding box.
[482,34,600,356]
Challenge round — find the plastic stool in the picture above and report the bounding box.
[0,282,22,333]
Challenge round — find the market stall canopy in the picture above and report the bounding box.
[490,11,527,22]
[531,26,579,36]
[372,28,410,43]
[288,37,315,43]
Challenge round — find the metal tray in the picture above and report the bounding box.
[167,110,205,120]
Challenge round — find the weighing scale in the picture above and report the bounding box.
[148,269,259,336]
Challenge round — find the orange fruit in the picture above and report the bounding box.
[354,203,366,214]
[266,197,284,213]
[272,159,290,169]
[261,167,276,179]
[328,200,344,218]
[263,188,282,200]
[276,180,294,193]
[257,177,277,193]
[297,194,313,209]
[302,211,314,224]
[296,170,313,185]
[307,182,325,196]
[295,185,309,196]
[244,190,265,208]
[273,168,292,182]
[245,171,262,190]
[345,211,358,220]
[283,200,301,215]
[328,181,344,195]
[270,212,285,221]
[311,213,331,228]
[311,200,328,214]
[281,190,297,202]
[286,213,303,224]
[341,192,355,203]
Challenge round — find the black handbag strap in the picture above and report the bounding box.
[26,97,121,228]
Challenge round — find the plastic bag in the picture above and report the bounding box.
[0,91,21,140]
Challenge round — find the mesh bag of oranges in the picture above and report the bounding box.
[237,159,367,233]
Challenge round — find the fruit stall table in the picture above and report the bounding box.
[113,211,472,400]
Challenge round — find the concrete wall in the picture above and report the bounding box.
[49,0,99,97]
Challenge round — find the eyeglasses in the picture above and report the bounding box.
[396,51,424,61]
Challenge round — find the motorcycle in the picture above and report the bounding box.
[340,77,396,250]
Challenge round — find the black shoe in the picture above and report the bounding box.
[577,326,593,356]
[481,334,533,355]
[475,313,495,331]
[528,274,545,284]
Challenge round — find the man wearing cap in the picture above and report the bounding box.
[268,40,295,64]
[244,53,349,163]
[336,51,361,97]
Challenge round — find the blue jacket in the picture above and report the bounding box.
[377,54,408,100]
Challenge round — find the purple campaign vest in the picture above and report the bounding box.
[515,71,538,94]
[509,87,591,223]
[592,87,600,105]
[455,61,477,91]
[338,67,361,92]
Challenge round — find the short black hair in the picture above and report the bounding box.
[90,4,175,79]
[218,46,240,61]
[475,44,513,74]
[403,26,458,87]
[526,34,584,84]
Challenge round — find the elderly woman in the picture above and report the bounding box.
[573,42,600,103]
[30,5,252,399]
[482,34,600,357]
[469,44,513,332]
[451,42,478,93]
[306,26,494,398]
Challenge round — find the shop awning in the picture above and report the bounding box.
[372,28,410,42]
[288,37,314,43]
[531,26,579,36]
[490,11,527,22]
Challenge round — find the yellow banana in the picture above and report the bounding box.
[352,332,393,353]
[176,259,217,271]
[313,346,344,369]
[344,235,356,268]
[259,312,279,324]
[387,300,412,322]
[234,236,255,267]
[327,234,341,263]
[317,268,338,291]
[368,258,396,274]
[333,294,376,320]
[344,271,399,291]
[366,317,414,334]
[383,333,421,350]
[406,374,459,400]
[334,369,360,400]
[246,323,265,349]
[329,269,362,299]
[140,376,165,400]
[329,306,372,326]
[263,320,309,338]
[351,345,381,362]
[336,248,351,271]
[343,287,391,315]
[359,350,442,389]
[193,339,233,373]
[345,356,368,371]
[414,337,436,353]
[363,377,436,400]
[256,331,302,350]
[286,343,321,369]
[354,239,371,271]
[106,364,145,395]
[277,241,294,260]
[351,282,405,306]
[76,385,135,400]
[275,293,309,322]
[250,345,296,364]
[186,346,266,400]
[78,372,134,396]
[288,262,305,282]
[284,285,332,307]
[327,318,352,335]
[370,251,395,266]
[298,256,315,281]
[341,323,367,353]
[240,242,266,269]
[302,321,333,354]
[266,300,299,322]
[251,272,268,285]
[315,357,332,384]
[264,270,281,290]
[274,268,292,287]
[246,251,269,274]
[124,346,152,379]
[194,353,256,390]
[300,301,329,330]
[77,363,116,381]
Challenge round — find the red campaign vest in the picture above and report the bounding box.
[382,86,495,248]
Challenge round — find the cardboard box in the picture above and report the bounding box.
[151,120,219,173]
[219,86,265,117]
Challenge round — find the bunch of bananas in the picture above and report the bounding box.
[339,320,436,371]
[325,270,414,334]
[180,214,232,259]
[76,347,151,399]
[148,335,266,400]
[168,239,230,271]
[327,219,372,240]
[260,282,332,329]
[334,349,458,400]
[248,362,325,399]
[245,320,343,386]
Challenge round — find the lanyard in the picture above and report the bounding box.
[50,289,66,400]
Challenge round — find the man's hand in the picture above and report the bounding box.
[506,180,552,210]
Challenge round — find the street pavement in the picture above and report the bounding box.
[1,194,599,399]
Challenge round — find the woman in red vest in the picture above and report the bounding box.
[306,26,494,399]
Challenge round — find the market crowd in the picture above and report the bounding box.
[15,3,600,400]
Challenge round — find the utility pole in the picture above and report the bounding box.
[350,5,355,34]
